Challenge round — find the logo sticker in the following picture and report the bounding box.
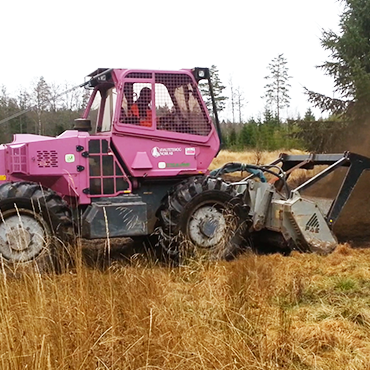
[151,147,181,157]
[305,213,320,233]
[152,147,161,158]
[166,163,190,168]
[185,148,196,155]
[158,162,166,169]
[65,154,75,163]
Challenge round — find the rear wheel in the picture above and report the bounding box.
[0,182,73,273]
[157,176,249,262]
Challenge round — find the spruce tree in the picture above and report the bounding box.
[306,0,370,118]
[200,65,228,116]
[262,54,291,123]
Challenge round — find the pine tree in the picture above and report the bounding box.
[228,127,237,149]
[262,54,291,123]
[239,119,257,148]
[200,65,228,116]
[306,0,370,118]
[304,108,316,121]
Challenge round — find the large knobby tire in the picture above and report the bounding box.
[0,182,73,273]
[157,176,249,262]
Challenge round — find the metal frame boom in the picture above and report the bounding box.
[278,152,370,228]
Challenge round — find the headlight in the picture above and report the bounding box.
[192,68,210,82]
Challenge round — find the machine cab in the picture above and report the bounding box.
[83,68,217,138]
[80,68,221,179]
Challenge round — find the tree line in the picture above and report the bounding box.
[0,70,348,154]
[0,78,88,144]
[202,62,336,152]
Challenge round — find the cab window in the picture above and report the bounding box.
[89,87,117,133]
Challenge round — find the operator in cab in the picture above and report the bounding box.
[129,87,152,127]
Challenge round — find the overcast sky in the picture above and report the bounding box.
[1,0,343,121]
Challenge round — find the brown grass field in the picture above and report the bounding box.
[2,150,370,369]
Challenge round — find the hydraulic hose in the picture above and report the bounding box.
[209,162,290,198]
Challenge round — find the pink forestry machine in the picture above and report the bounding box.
[1,67,369,270]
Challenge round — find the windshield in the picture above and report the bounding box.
[88,87,117,133]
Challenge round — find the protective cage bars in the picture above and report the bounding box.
[119,72,212,136]
[87,139,130,196]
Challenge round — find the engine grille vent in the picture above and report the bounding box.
[10,145,28,173]
[36,150,58,168]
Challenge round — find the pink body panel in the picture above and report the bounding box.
[0,131,92,205]
[111,133,217,177]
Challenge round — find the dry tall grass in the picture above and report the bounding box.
[210,149,306,170]
[2,244,370,369]
[1,150,369,369]
[211,149,320,187]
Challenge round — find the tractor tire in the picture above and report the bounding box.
[157,176,250,262]
[0,182,73,273]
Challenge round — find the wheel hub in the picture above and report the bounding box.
[0,210,47,263]
[199,218,219,238]
[6,225,32,251]
[188,205,226,248]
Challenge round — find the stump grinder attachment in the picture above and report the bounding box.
[212,151,370,255]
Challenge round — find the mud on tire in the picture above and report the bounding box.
[157,176,249,262]
[0,182,73,273]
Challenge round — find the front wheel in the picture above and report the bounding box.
[0,182,73,273]
[157,176,249,262]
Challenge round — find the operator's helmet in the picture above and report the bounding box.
[140,87,152,104]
